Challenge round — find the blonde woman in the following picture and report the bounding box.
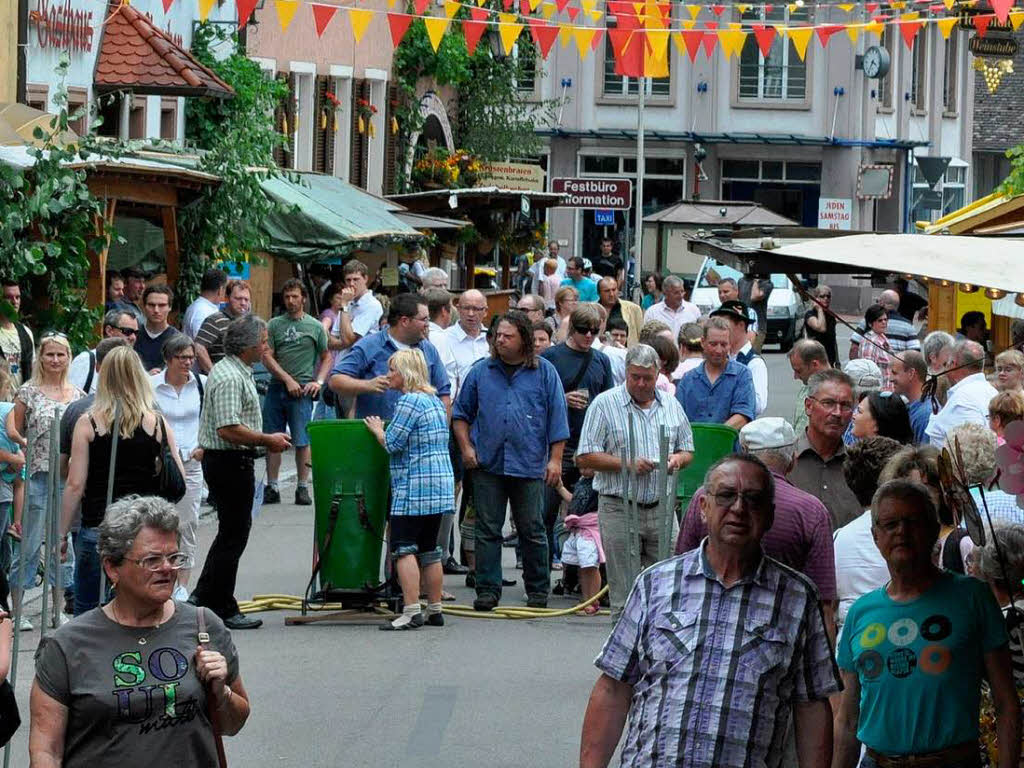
[61,345,184,615]
[549,285,579,344]
[5,333,81,630]
[364,348,453,631]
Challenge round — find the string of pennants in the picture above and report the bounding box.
[182,0,1024,76]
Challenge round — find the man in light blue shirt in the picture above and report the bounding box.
[675,317,756,429]
[561,256,599,302]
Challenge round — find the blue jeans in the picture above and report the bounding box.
[10,472,74,592]
[261,380,314,447]
[73,526,103,615]
[472,470,548,600]
[0,502,12,576]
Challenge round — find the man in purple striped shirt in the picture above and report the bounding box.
[676,417,837,637]
[581,453,840,768]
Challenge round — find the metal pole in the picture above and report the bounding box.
[52,416,63,628]
[634,77,646,284]
[3,426,30,768]
[39,422,58,639]
[625,414,640,581]
[657,426,672,562]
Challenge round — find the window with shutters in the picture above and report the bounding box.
[313,76,335,175]
[349,79,370,189]
[383,83,399,194]
[273,74,297,169]
[738,5,809,102]
[878,27,895,112]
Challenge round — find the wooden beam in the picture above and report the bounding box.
[162,206,181,287]
[86,199,117,314]
[86,177,178,208]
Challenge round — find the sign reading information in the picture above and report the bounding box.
[551,178,633,210]
[818,198,853,230]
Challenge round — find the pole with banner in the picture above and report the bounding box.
[634,76,645,299]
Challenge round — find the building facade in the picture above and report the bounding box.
[534,10,974,269]
[247,0,398,196]
[22,0,236,142]
[972,32,1023,199]
[2,2,20,103]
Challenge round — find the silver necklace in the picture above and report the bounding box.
[111,601,166,646]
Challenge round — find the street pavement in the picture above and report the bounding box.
[4,327,851,767]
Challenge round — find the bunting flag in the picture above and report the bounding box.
[198,0,217,23]
[863,18,884,36]
[701,30,718,56]
[387,12,413,46]
[752,23,775,57]
[555,0,571,11]
[736,3,751,13]
[898,18,923,47]
[463,8,489,53]
[815,24,843,46]
[786,26,813,60]
[943,0,956,7]
[974,12,994,35]
[591,27,605,49]
[1012,9,1024,29]
[414,0,430,14]
[711,4,726,15]
[935,15,957,37]
[424,16,450,50]
[572,27,598,59]
[274,0,300,31]
[528,18,560,56]
[311,2,339,37]
[497,13,524,54]
[837,3,855,11]
[162,0,174,13]
[676,29,703,60]
[844,23,860,42]
[348,7,374,42]
[717,28,746,58]
[990,0,1014,22]
[541,4,556,19]
[529,0,544,10]
[686,4,701,19]
[865,2,879,13]
[236,0,261,25]
[566,6,580,20]
[444,0,460,18]
[580,0,595,15]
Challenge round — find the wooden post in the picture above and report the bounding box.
[162,206,180,287]
[86,199,117,313]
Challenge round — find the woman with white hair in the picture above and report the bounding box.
[5,333,81,630]
[948,422,1024,530]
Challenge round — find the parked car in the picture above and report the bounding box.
[691,258,807,352]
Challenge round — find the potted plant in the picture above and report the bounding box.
[355,99,378,136]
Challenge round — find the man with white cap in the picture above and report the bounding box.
[676,417,837,636]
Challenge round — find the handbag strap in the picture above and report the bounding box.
[196,606,228,768]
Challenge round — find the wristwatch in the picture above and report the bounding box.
[315,379,325,387]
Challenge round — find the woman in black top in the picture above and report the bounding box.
[804,284,839,366]
[61,345,184,615]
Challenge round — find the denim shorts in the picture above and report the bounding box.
[391,514,443,565]
[261,380,314,448]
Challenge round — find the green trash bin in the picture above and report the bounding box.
[306,420,390,599]
[677,423,739,512]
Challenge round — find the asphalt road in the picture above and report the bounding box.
[4,326,852,767]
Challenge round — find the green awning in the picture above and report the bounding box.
[260,172,424,262]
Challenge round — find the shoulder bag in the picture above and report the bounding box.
[156,416,187,503]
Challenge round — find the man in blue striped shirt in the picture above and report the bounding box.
[581,453,840,768]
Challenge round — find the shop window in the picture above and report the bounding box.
[513,36,537,95]
[129,96,146,140]
[943,32,958,113]
[910,33,927,112]
[601,18,671,99]
[581,155,619,174]
[160,97,177,141]
[786,162,821,182]
[721,159,759,179]
[738,5,808,101]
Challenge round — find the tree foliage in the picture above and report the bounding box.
[998,144,1024,197]
[179,24,289,308]
[0,56,107,349]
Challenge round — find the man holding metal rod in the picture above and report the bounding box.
[576,344,694,621]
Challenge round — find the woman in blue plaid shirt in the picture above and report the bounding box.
[365,348,454,631]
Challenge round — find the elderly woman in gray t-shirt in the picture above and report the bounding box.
[29,495,250,766]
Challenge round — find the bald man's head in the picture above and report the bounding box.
[457,290,488,335]
[879,290,900,311]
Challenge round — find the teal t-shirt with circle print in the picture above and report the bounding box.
[837,571,1008,755]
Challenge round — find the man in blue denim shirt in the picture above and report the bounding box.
[675,317,756,429]
[453,312,570,612]
[329,293,450,419]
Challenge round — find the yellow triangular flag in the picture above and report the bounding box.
[347,8,374,42]
[559,23,573,47]
[632,2,645,15]
[423,16,450,51]
[647,28,671,61]
[541,3,556,19]
[682,19,696,29]
[717,28,747,59]
[580,0,595,13]
[845,24,860,43]
[671,30,687,54]
[728,21,741,29]
[864,19,884,37]
[274,0,300,32]
[891,1,905,8]
[1011,9,1024,29]
[198,0,216,22]
[936,16,957,39]
[943,0,955,7]
[572,27,596,59]
[388,0,397,7]
[786,26,813,60]
[476,0,488,5]
[686,4,701,19]
[528,0,543,10]
[787,3,798,13]
[589,9,603,20]
[838,3,855,11]
[901,10,920,20]
[443,0,459,18]
[497,13,524,55]
[736,4,751,13]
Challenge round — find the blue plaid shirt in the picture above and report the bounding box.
[675,361,756,425]
[384,392,454,516]
[595,542,841,768]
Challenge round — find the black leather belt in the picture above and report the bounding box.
[603,495,659,510]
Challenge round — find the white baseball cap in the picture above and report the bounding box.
[739,417,797,451]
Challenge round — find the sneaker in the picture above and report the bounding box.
[473,593,498,612]
[526,594,548,609]
[18,617,32,632]
[55,612,70,628]
[424,612,444,627]
[263,486,281,504]
[379,613,424,631]
[295,486,312,506]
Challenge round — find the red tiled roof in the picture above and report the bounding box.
[94,2,234,99]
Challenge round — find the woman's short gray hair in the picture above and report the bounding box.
[99,495,180,564]
[161,332,194,362]
[946,422,997,486]
[625,344,660,370]
[224,314,268,357]
[977,524,1024,592]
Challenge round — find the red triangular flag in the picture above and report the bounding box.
[679,29,703,61]
[752,23,776,58]
[162,0,174,12]
[566,6,580,20]
[928,4,945,12]
[711,3,726,14]
[503,0,515,10]
[815,24,843,46]
[555,0,570,10]
[311,3,339,37]
[990,0,1014,23]
[387,13,413,47]
[703,20,719,29]
[528,18,560,57]
[236,0,260,25]
[865,2,879,13]
[608,28,642,76]
[591,28,605,49]
[701,31,718,56]
[470,6,490,20]
[608,1,640,27]
[974,13,995,35]
[414,0,430,14]
[898,19,923,47]
[764,4,773,12]
[463,12,488,55]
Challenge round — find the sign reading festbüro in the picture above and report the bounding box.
[552,178,633,210]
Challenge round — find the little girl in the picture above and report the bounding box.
[557,469,604,615]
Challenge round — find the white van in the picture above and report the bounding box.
[691,257,808,352]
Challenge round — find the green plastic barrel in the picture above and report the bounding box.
[677,423,739,510]
[307,420,390,593]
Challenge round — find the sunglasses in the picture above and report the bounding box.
[573,325,599,336]
[114,326,138,337]
[41,331,68,341]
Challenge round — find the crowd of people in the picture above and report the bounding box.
[2,247,1024,766]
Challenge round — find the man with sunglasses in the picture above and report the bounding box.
[68,309,139,394]
[582,453,839,768]
[790,369,862,529]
